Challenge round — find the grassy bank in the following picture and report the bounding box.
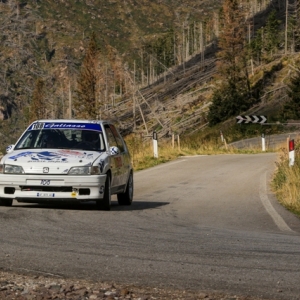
[125,134,270,171]
[272,140,300,216]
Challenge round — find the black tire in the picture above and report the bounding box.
[0,198,13,207]
[96,174,111,211]
[117,172,133,205]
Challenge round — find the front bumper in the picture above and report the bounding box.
[0,174,107,203]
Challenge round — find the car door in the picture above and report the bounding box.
[104,125,123,192]
[108,124,130,188]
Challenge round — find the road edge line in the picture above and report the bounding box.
[259,172,293,232]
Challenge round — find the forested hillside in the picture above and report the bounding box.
[0,0,299,150]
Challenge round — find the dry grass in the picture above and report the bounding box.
[125,135,269,171]
[272,143,300,216]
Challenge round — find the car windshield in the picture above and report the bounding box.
[14,128,106,152]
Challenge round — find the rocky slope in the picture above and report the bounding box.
[0,270,272,300]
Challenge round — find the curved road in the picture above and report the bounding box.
[1,153,300,299]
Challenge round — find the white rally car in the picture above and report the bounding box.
[0,119,133,210]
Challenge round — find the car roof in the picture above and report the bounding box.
[33,119,111,124]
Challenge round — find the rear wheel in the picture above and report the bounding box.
[96,174,111,211]
[0,198,13,207]
[117,172,133,205]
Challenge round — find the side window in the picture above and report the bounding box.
[109,124,125,152]
[15,131,36,149]
[104,125,118,149]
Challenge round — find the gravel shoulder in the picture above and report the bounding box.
[0,270,274,300]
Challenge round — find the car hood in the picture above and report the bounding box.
[2,149,105,174]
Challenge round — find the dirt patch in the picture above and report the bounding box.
[0,270,273,300]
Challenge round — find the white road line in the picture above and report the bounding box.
[259,172,293,232]
[136,159,186,173]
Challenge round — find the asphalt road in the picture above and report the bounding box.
[1,153,300,299]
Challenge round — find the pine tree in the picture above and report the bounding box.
[73,32,100,119]
[288,0,300,52]
[208,0,254,125]
[264,10,281,57]
[217,0,248,84]
[249,27,263,64]
[282,70,300,120]
[29,78,45,124]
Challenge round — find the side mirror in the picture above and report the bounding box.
[6,145,15,153]
[110,146,120,156]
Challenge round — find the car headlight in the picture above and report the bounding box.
[90,166,100,175]
[68,166,100,175]
[3,164,25,174]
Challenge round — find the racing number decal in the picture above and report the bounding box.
[32,122,45,130]
[40,180,50,185]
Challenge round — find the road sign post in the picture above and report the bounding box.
[262,133,266,151]
[153,131,158,158]
[289,139,295,167]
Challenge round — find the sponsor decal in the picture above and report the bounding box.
[71,188,78,197]
[6,145,13,152]
[110,146,119,155]
[99,159,105,173]
[29,122,102,131]
[71,191,77,197]
[8,150,94,163]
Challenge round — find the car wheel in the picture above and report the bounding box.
[0,198,13,207]
[117,171,133,205]
[96,174,111,211]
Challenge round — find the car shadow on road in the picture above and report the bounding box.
[14,199,169,211]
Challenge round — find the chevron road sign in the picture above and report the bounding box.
[236,115,267,124]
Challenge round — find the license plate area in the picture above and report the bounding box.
[37,192,55,197]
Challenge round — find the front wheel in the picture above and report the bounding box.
[117,172,133,205]
[96,174,111,211]
[0,198,13,207]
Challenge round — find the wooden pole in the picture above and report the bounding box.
[172,134,175,149]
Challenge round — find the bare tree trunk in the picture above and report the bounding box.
[285,0,288,54]
[133,60,136,130]
[173,32,177,65]
[69,80,72,118]
[200,22,204,68]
